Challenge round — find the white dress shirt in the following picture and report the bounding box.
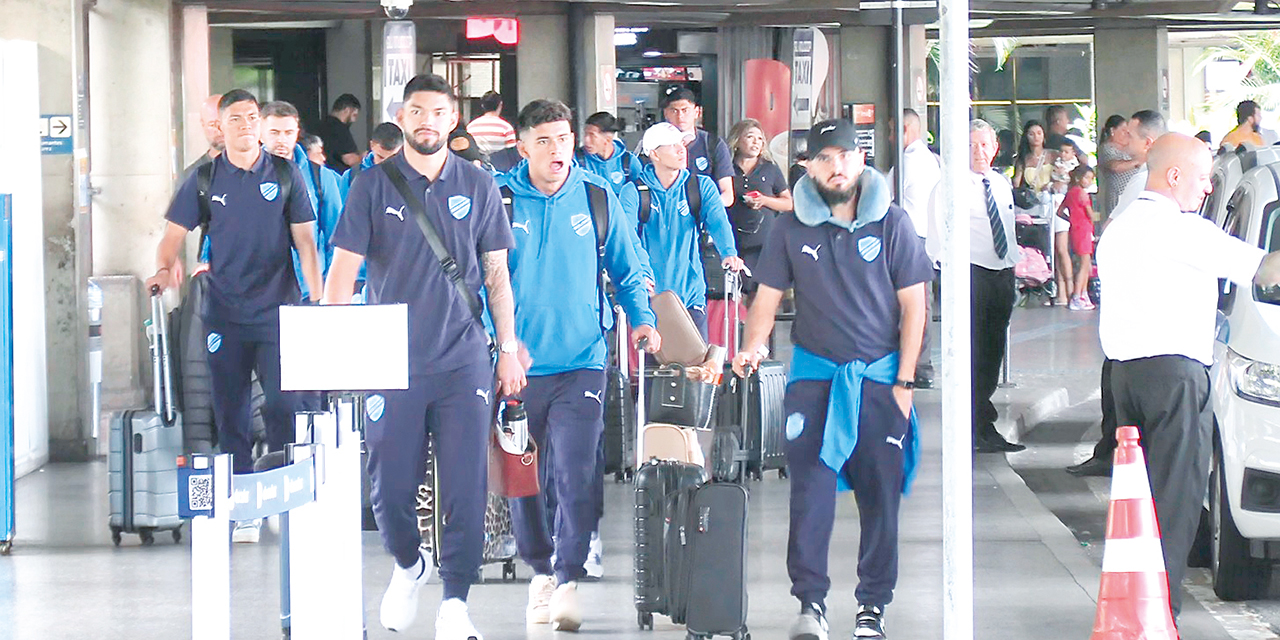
[1097,191,1265,366]
[888,139,942,239]
[1110,165,1148,221]
[927,169,1020,270]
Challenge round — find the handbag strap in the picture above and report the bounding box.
[380,160,485,326]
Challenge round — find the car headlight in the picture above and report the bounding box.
[1231,349,1280,407]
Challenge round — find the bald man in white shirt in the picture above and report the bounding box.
[1098,132,1280,619]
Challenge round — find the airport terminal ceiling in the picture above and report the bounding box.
[187,0,1280,31]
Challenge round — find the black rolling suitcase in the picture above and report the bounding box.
[667,481,750,640]
[604,305,637,482]
[716,271,787,480]
[634,459,708,630]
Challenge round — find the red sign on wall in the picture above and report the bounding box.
[466,18,519,45]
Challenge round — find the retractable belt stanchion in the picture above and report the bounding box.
[182,304,409,640]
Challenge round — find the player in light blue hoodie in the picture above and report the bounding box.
[497,100,660,631]
[575,111,644,196]
[619,122,744,338]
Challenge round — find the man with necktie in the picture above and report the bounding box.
[927,119,1023,453]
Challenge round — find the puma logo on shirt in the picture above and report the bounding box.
[801,244,822,261]
[385,206,405,221]
[210,194,228,206]
[583,390,603,404]
[885,435,904,450]
[512,221,531,234]
[475,388,489,405]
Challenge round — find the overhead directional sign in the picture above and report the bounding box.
[40,115,73,155]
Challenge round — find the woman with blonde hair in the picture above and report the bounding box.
[726,118,792,294]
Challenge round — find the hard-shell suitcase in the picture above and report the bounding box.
[603,306,636,482]
[416,436,519,581]
[651,290,709,366]
[633,459,708,630]
[715,271,787,480]
[641,423,703,465]
[669,481,750,639]
[107,287,185,546]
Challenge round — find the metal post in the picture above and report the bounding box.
[190,454,232,640]
[1000,326,1013,388]
[938,0,974,638]
[892,1,906,199]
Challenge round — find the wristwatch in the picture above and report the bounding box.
[499,340,519,355]
[755,344,770,359]
[895,379,916,389]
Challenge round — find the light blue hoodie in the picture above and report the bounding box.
[619,164,738,310]
[576,140,644,196]
[498,164,656,376]
[287,144,344,298]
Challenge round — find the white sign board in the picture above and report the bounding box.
[381,21,417,122]
[279,304,409,391]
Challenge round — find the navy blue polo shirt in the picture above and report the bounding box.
[729,158,789,251]
[686,129,733,184]
[167,150,314,340]
[332,152,513,376]
[754,204,933,364]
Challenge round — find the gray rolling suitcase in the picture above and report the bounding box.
[108,287,184,546]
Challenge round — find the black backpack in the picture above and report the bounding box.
[634,174,728,299]
[195,153,298,260]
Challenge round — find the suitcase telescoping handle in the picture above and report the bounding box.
[635,335,648,470]
[149,285,177,425]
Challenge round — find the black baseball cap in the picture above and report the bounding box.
[806,119,858,154]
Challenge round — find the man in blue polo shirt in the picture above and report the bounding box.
[497,99,660,631]
[260,100,345,289]
[576,111,643,196]
[662,86,734,207]
[620,122,742,338]
[323,74,523,640]
[733,120,931,640]
[146,89,322,544]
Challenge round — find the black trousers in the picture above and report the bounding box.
[1089,359,1119,460]
[970,266,1016,436]
[1110,355,1212,617]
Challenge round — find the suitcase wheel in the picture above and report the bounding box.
[502,560,517,582]
[139,528,155,546]
[172,527,183,544]
[777,466,789,480]
[638,611,653,630]
[110,526,122,547]
[0,540,11,556]
[614,468,634,483]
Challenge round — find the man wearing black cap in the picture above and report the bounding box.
[662,86,734,207]
[733,119,932,640]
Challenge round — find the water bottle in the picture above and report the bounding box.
[499,399,529,454]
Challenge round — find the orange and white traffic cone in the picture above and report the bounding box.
[1090,425,1178,640]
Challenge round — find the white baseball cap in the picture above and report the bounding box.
[640,122,695,156]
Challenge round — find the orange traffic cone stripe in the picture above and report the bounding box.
[1090,425,1179,640]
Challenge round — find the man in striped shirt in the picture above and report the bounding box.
[466,91,516,157]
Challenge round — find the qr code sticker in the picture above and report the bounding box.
[188,475,213,511]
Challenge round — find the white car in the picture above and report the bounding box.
[1200,144,1280,227]
[1203,157,1280,600]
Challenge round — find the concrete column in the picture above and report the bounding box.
[181,4,211,167]
[209,26,234,95]
[840,25,891,166]
[327,20,372,145]
[580,13,616,117]
[517,13,571,107]
[0,0,80,463]
[1093,24,1170,123]
[905,25,928,117]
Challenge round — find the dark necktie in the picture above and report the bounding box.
[982,177,1009,260]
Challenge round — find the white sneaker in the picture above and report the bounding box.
[526,574,557,624]
[231,519,261,544]
[380,549,433,632]
[550,581,583,631]
[584,533,604,580]
[435,598,483,640]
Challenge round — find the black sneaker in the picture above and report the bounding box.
[854,604,886,639]
[788,602,829,640]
